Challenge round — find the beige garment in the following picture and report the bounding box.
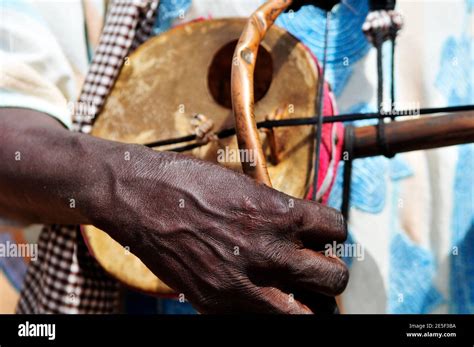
[0,0,105,312]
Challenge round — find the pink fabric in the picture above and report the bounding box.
[305,59,344,204]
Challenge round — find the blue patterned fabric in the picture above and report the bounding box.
[450,145,474,313]
[327,103,413,214]
[435,36,473,106]
[153,0,192,35]
[281,0,473,313]
[388,183,445,313]
[0,233,28,292]
[276,0,371,96]
[439,1,474,313]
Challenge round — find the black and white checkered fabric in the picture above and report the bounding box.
[17,225,120,314]
[17,0,160,314]
[72,0,160,134]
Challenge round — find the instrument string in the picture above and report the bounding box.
[143,104,474,151]
[390,31,396,119]
[375,31,394,158]
[341,125,355,219]
[309,9,339,315]
[311,10,331,201]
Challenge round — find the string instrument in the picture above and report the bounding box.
[82,0,323,295]
[82,0,474,296]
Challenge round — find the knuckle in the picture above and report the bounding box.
[265,194,294,229]
[198,273,252,309]
[272,195,292,215]
[320,205,348,241]
[332,262,350,295]
[287,199,312,233]
[254,236,295,271]
[336,212,348,241]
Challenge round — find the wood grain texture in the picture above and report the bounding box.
[231,0,292,185]
[353,112,474,158]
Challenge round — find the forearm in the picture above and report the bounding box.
[0,108,138,225]
[0,110,350,313]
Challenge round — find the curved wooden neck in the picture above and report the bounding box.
[231,0,292,186]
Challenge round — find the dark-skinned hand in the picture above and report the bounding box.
[96,150,349,313]
[0,109,349,314]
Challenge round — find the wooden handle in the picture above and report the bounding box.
[231,0,292,186]
[352,112,474,158]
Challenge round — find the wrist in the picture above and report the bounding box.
[83,137,170,242]
[70,133,132,226]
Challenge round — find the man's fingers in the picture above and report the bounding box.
[291,199,347,245]
[291,290,339,314]
[281,249,349,296]
[257,287,313,314]
[194,282,313,314]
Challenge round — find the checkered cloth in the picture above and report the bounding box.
[17,0,160,314]
[72,0,160,134]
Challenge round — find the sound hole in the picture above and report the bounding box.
[208,40,273,109]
